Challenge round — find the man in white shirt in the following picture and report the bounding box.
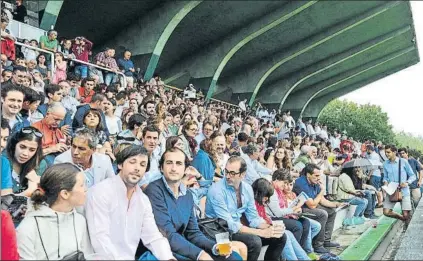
[319,125,329,141]
[285,111,296,129]
[306,119,316,139]
[85,145,175,260]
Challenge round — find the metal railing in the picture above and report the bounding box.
[67,58,127,88]
[4,38,127,87]
[164,84,239,108]
[11,40,55,75]
[9,21,47,41]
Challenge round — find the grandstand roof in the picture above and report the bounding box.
[55,0,419,118]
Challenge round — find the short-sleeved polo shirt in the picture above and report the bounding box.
[39,35,58,50]
[293,175,321,201]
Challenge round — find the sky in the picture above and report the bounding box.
[341,1,422,137]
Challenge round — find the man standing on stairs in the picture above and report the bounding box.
[382,145,416,229]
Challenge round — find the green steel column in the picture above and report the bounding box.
[205,1,318,101]
[144,1,202,81]
[39,0,64,30]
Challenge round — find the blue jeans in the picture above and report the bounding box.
[105,72,117,85]
[173,251,243,261]
[303,218,321,254]
[282,230,310,260]
[138,251,157,260]
[370,175,382,191]
[363,190,376,216]
[75,65,88,78]
[343,196,368,217]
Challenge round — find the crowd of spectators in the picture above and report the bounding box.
[2,5,423,261]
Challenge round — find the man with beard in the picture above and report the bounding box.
[206,156,287,261]
[86,145,175,260]
[1,84,29,134]
[145,148,244,261]
[54,128,114,188]
[192,131,228,182]
[31,102,68,165]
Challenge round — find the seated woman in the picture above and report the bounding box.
[82,108,112,157]
[2,127,47,197]
[267,169,321,259]
[264,146,292,172]
[342,166,378,219]
[179,120,198,161]
[16,163,93,260]
[224,128,238,155]
[336,167,370,225]
[252,178,310,261]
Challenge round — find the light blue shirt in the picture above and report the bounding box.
[195,133,206,150]
[205,178,265,233]
[383,157,416,197]
[139,146,162,186]
[241,154,272,185]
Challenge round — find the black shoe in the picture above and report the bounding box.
[324,241,341,248]
[314,246,330,254]
[375,203,383,208]
[364,214,380,220]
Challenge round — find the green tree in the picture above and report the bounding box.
[395,132,423,162]
[318,99,395,143]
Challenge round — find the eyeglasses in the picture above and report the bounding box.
[21,127,43,138]
[225,169,242,177]
[189,128,198,132]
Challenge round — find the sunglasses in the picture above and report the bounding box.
[21,127,43,138]
[117,136,136,142]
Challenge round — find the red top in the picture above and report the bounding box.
[78,87,95,104]
[1,211,19,260]
[275,189,298,219]
[255,201,272,225]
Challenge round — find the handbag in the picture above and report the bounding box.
[389,158,403,203]
[1,194,28,224]
[195,204,231,241]
[197,217,232,241]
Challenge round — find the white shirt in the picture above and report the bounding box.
[85,175,174,260]
[319,129,328,140]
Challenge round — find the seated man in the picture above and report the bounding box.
[117,114,146,146]
[240,143,272,185]
[293,163,344,254]
[86,145,176,260]
[206,156,287,261]
[54,128,114,188]
[32,102,68,165]
[144,148,244,261]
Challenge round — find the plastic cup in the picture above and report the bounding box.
[216,232,231,256]
[372,220,378,228]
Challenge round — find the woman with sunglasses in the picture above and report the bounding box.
[2,127,47,197]
[16,163,93,260]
